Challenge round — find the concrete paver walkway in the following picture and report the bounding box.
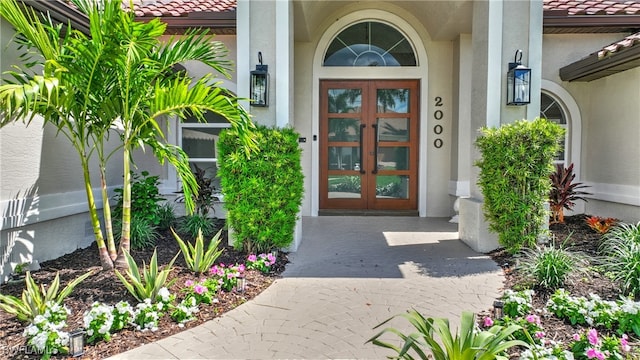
[108,217,504,359]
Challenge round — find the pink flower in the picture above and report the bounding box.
[267,253,276,265]
[586,348,605,360]
[227,273,235,279]
[248,254,257,262]
[525,314,540,325]
[184,279,194,287]
[621,334,631,353]
[573,333,581,341]
[483,317,493,327]
[535,331,546,339]
[259,253,267,260]
[238,264,246,273]
[587,329,599,346]
[193,284,206,295]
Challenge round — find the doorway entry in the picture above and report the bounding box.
[319,79,419,211]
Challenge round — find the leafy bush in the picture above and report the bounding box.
[368,310,528,360]
[114,249,178,302]
[0,271,93,323]
[114,213,159,250]
[549,163,590,224]
[218,125,304,253]
[599,222,640,299]
[113,171,165,249]
[516,240,589,290]
[172,228,224,274]
[475,118,565,253]
[177,213,217,239]
[192,163,216,217]
[156,202,177,231]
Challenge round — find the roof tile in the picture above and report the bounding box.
[544,0,640,16]
[598,31,640,57]
[124,0,236,18]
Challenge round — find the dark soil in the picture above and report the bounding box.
[0,220,288,359]
[486,214,639,357]
[0,215,636,359]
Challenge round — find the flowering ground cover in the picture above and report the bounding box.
[486,215,640,359]
[0,224,286,359]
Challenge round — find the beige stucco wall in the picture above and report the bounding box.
[541,33,640,222]
[290,2,457,217]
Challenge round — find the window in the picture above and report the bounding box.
[540,93,567,165]
[179,111,231,189]
[323,21,416,67]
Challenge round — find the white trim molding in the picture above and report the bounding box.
[448,180,470,197]
[1,187,116,231]
[584,182,640,207]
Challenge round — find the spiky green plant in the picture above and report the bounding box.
[172,228,224,274]
[0,270,93,323]
[516,240,589,290]
[368,310,528,360]
[114,249,179,302]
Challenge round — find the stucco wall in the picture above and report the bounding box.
[541,33,640,222]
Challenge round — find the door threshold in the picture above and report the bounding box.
[318,209,419,216]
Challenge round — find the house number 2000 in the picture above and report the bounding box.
[433,97,444,149]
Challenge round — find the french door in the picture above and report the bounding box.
[319,80,419,210]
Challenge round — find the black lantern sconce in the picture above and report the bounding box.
[68,329,85,357]
[506,50,531,106]
[250,52,269,107]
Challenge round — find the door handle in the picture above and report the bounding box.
[372,123,378,174]
[359,124,366,174]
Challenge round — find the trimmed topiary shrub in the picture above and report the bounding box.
[475,118,564,253]
[217,125,304,253]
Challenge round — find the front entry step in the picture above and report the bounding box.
[318,209,419,216]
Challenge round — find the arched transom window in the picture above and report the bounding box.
[540,93,568,165]
[323,21,417,67]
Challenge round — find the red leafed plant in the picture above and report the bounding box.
[549,163,591,224]
[586,216,618,234]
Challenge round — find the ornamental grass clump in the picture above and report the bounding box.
[599,222,640,299]
[516,240,589,290]
[475,118,564,253]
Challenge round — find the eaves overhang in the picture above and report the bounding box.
[544,10,640,33]
[21,0,90,34]
[559,39,640,82]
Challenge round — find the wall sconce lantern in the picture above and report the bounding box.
[68,329,85,357]
[250,52,269,107]
[506,50,531,106]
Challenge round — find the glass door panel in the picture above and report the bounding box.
[320,80,418,210]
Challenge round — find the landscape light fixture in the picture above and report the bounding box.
[250,52,269,107]
[68,329,85,357]
[506,49,531,106]
[236,274,246,292]
[493,300,504,320]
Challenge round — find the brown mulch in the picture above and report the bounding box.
[485,214,639,357]
[0,215,636,359]
[0,221,288,359]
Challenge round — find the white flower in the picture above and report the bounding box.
[31,331,49,351]
[24,324,39,337]
[158,287,171,302]
[33,314,47,325]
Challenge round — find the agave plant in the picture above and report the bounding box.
[0,270,93,323]
[368,310,528,360]
[549,163,591,224]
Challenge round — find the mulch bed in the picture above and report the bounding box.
[0,215,636,359]
[0,222,288,359]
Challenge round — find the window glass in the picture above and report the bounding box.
[324,22,416,66]
[540,93,567,164]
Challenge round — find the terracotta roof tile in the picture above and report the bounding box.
[544,0,640,16]
[125,0,236,18]
[598,31,640,57]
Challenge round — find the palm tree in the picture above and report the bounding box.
[0,0,256,270]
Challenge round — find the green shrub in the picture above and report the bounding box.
[600,222,640,299]
[475,118,564,253]
[178,213,217,239]
[113,213,159,250]
[516,240,589,290]
[156,202,177,231]
[114,249,178,303]
[172,228,224,274]
[217,125,304,253]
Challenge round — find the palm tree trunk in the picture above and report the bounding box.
[100,166,117,261]
[114,147,132,269]
[81,158,114,270]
